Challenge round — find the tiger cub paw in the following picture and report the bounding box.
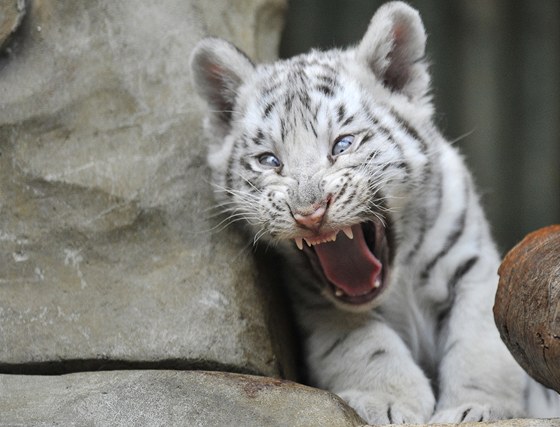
[338,389,434,424]
[430,402,518,423]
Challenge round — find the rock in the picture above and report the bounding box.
[0,370,365,426]
[0,0,26,48]
[494,225,560,393]
[0,0,294,379]
[2,369,557,426]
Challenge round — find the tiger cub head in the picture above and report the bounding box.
[190,1,434,311]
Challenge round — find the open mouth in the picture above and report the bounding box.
[294,220,391,308]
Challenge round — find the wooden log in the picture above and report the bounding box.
[494,225,560,393]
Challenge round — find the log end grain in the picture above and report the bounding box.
[495,225,560,393]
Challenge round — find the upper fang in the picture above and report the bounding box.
[342,227,354,239]
[295,237,304,250]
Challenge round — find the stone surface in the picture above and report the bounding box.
[0,0,293,378]
[0,0,26,48]
[0,370,365,427]
[1,370,557,427]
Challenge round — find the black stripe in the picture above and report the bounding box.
[391,109,429,154]
[448,256,479,289]
[262,81,282,97]
[317,74,337,86]
[365,150,378,163]
[420,206,468,283]
[436,255,479,333]
[361,132,374,145]
[388,109,435,203]
[299,91,311,110]
[381,161,409,172]
[280,119,286,141]
[339,188,357,210]
[316,84,335,97]
[263,101,275,118]
[337,190,358,218]
[336,179,349,200]
[368,349,387,363]
[463,383,487,393]
[442,339,458,358]
[383,133,409,174]
[460,409,471,422]
[309,120,318,138]
[283,92,295,110]
[224,151,236,194]
[404,211,428,263]
[240,158,253,172]
[337,104,346,124]
[271,201,284,211]
[361,101,379,126]
[436,305,451,334]
[342,115,354,127]
[404,155,443,263]
[321,336,347,359]
[252,129,265,146]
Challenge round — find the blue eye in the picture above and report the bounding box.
[258,152,281,168]
[332,135,354,156]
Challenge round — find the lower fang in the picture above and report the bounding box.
[335,288,345,297]
[374,278,381,288]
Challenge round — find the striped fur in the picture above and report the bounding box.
[190,2,559,424]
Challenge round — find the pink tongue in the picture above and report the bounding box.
[313,225,382,296]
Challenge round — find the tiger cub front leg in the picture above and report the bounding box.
[304,315,435,424]
[431,275,526,422]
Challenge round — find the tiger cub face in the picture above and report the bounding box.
[191,2,435,311]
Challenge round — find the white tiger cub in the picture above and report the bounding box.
[190,1,559,424]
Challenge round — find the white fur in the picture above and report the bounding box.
[190,1,560,424]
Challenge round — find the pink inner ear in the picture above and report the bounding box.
[393,23,408,44]
[208,62,222,76]
[382,22,414,92]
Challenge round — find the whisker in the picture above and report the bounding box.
[446,128,476,147]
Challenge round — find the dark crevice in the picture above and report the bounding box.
[0,359,265,377]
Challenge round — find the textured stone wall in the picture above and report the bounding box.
[0,0,291,377]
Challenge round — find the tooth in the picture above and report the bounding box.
[335,288,345,297]
[332,233,337,242]
[342,227,353,240]
[374,278,381,288]
[295,238,304,250]
[305,238,312,247]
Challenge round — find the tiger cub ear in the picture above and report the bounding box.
[356,1,430,100]
[190,38,255,134]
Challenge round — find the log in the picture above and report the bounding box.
[494,225,560,393]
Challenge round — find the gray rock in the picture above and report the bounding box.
[0,0,26,48]
[0,0,293,378]
[1,370,557,427]
[0,370,365,427]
